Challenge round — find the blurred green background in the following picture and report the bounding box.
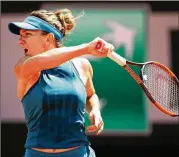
[64,9,148,133]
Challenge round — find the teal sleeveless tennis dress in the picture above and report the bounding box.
[21,60,91,150]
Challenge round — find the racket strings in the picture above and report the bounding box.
[142,64,179,115]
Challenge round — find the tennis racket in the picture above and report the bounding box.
[96,42,179,117]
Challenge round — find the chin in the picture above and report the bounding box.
[24,52,31,56]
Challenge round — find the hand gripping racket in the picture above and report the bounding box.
[96,42,179,117]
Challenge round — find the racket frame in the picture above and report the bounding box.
[95,41,179,116]
[124,60,179,117]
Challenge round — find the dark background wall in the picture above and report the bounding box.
[1,1,179,157]
[1,1,179,13]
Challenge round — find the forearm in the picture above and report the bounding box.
[85,94,101,114]
[22,43,89,76]
[38,44,89,69]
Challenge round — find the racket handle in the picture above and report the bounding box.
[108,52,126,66]
[96,41,126,66]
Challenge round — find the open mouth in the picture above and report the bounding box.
[23,49,28,54]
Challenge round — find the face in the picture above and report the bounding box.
[19,29,49,56]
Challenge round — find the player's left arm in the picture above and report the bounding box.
[82,58,104,135]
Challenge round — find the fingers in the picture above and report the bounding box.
[87,125,97,132]
[87,120,104,135]
[96,121,104,135]
[88,37,114,58]
[87,121,103,133]
[97,42,114,56]
[87,108,104,135]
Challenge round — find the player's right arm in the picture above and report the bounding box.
[15,44,88,79]
[15,37,113,79]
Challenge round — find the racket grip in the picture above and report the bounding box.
[96,41,126,66]
[108,52,126,66]
[96,41,103,50]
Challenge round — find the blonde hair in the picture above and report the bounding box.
[30,8,76,47]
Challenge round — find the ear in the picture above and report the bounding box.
[46,33,55,43]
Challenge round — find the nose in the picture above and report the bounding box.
[18,36,26,45]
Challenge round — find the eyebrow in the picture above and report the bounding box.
[20,30,34,35]
[25,30,34,33]
[25,31,33,34]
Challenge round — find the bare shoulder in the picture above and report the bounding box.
[15,56,31,66]
[14,56,31,79]
[71,57,93,77]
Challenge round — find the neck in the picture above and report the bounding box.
[45,43,57,51]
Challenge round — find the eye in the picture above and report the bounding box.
[26,32,32,36]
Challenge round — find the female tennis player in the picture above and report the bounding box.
[8,8,114,157]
